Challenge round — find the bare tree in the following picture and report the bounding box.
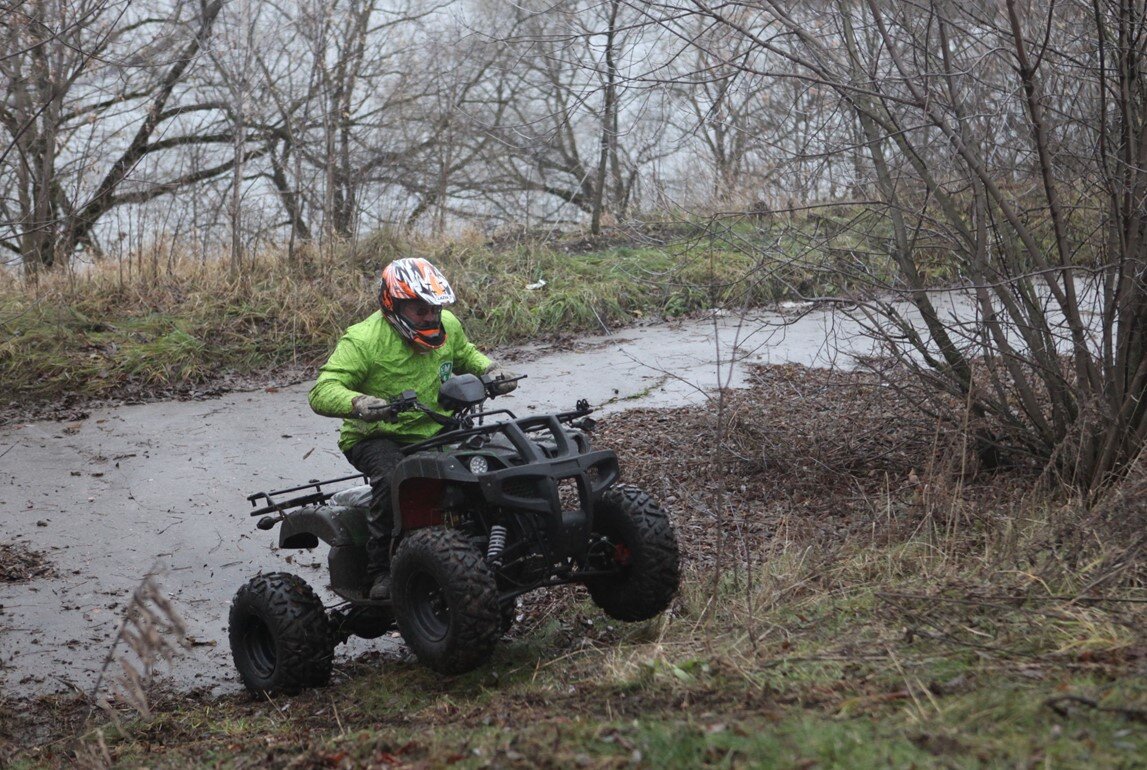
[661,10,854,209]
[238,0,460,244]
[472,0,674,230]
[634,0,1146,490]
[0,0,238,274]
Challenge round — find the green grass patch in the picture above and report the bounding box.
[0,219,912,406]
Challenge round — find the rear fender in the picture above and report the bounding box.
[279,504,371,596]
[477,449,619,515]
[279,504,369,549]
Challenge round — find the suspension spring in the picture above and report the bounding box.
[486,524,508,566]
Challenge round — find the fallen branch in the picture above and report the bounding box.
[1044,695,1147,724]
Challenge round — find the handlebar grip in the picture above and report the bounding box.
[482,372,527,397]
[389,389,419,412]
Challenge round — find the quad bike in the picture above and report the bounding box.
[228,372,680,693]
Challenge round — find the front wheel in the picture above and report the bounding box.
[228,572,333,694]
[391,528,501,675]
[584,485,680,621]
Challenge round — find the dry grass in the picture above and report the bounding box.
[1,230,805,419]
[580,362,1146,719]
[91,570,188,722]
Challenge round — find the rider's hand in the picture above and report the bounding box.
[351,394,398,422]
[485,365,519,396]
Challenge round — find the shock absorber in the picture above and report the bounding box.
[486,524,508,567]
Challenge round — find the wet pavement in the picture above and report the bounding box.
[0,306,883,698]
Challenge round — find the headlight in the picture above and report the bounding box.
[468,455,489,474]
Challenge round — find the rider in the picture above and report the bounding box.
[308,257,517,600]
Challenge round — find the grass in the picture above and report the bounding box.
[0,221,899,408]
[5,502,1143,769]
[0,254,361,401]
[13,455,1142,755]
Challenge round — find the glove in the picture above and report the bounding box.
[351,394,398,422]
[485,364,519,396]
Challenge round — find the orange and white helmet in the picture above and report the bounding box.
[379,257,456,349]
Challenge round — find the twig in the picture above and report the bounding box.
[331,696,346,737]
[878,590,1147,605]
[1045,695,1147,723]
[590,305,612,336]
[259,691,285,724]
[86,564,186,723]
[756,652,894,669]
[902,625,1028,657]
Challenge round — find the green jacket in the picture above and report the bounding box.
[309,310,492,452]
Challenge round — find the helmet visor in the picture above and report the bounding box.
[396,299,443,331]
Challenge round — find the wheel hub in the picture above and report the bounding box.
[409,572,450,643]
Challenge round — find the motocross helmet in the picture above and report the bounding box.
[379,257,456,350]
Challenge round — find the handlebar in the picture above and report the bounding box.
[364,372,530,426]
[365,373,597,449]
[487,373,528,388]
[401,399,596,455]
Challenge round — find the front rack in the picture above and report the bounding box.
[403,399,595,456]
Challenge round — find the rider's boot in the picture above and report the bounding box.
[369,571,391,601]
[368,536,392,600]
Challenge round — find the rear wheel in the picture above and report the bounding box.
[585,485,680,621]
[391,528,501,674]
[228,572,333,694]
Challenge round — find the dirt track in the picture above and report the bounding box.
[0,306,893,698]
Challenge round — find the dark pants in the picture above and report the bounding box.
[344,437,406,577]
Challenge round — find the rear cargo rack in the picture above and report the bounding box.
[247,473,368,517]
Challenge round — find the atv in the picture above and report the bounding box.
[228,372,680,693]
